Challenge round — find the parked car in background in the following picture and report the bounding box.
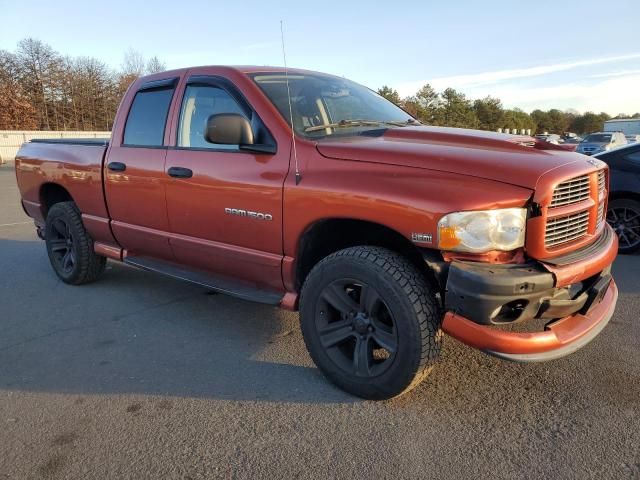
[625,134,640,144]
[595,143,640,253]
[576,132,627,156]
[544,134,563,144]
[559,137,581,152]
[562,135,582,144]
[549,135,581,152]
[532,134,578,151]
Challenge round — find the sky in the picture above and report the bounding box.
[2,0,639,115]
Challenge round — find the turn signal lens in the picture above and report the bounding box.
[439,226,462,250]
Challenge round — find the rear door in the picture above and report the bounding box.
[163,74,288,291]
[104,77,180,261]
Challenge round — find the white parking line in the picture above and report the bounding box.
[0,221,31,227]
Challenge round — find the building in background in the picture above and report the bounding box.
[603,118,640,136]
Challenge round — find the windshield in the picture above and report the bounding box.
[251,73,415,138]
[583,134,612,143]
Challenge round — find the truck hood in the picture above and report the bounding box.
[315,126,583,190]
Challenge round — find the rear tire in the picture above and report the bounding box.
[607,198,640,254]
[45,201,106,284]
[300,246,443,400]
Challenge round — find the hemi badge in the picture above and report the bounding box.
[412,233,433,244]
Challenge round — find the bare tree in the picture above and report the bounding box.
[121,48,146,77]
[146,56,166,74]
[116,48,148,99]
[0,50,37,129]
[15,38,60,129]
[0,39,169,131]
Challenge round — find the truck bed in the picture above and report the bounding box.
[15,140,111,232]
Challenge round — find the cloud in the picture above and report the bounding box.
[395,53,640,97]
[473,72,640,114]
[392,54,640,114]
[589,69,640,79]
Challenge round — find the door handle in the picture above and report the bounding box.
[107,162,126,172]
[167,166,193,179]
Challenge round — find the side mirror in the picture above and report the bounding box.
[205,113,254,145]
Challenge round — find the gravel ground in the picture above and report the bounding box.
[1,160,639,479]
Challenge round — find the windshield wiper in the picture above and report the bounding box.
[384,119,422,127]
[304,119,419,133]
[304,119,383,133]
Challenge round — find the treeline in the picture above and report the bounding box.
[2,38,639,134]
[378,85,640,135]
[0,38,166,131]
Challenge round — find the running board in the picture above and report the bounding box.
[124,256,283,305]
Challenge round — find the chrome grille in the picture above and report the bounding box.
[597,170,606,199]
[550,175,591,207]
[545,210,590,247]
[596,169,607,228]
[597,201,605,228]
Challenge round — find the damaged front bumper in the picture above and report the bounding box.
[439,224,619,362]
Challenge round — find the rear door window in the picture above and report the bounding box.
[123,86,175,146]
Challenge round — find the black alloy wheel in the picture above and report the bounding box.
[315,279,398,378]
[48,216,76,274]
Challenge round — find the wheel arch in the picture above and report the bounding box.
[294,217,443,294]
[39,183,74,217]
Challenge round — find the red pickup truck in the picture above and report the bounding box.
[15,66,619,399]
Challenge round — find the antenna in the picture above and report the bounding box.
[280,20,301,185]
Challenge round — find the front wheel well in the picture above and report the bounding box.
[295,218,442,294]
[40,183,73,217]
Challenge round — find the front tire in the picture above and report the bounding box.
[607,198,640,254]
[45,201,106,284]
[300,246,443,400]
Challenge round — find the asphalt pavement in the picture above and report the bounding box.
[1,160,639,479]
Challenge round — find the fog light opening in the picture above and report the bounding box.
[490,299,529,323]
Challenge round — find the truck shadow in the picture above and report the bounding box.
[0,238,357,404]
[1,237,639,407]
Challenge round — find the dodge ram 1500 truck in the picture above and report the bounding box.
[15,66,619,399]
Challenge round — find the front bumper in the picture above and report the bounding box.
[440,224,619,362]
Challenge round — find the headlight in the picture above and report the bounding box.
[438,208,527,253]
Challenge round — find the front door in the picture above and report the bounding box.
[163,76,289,291]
